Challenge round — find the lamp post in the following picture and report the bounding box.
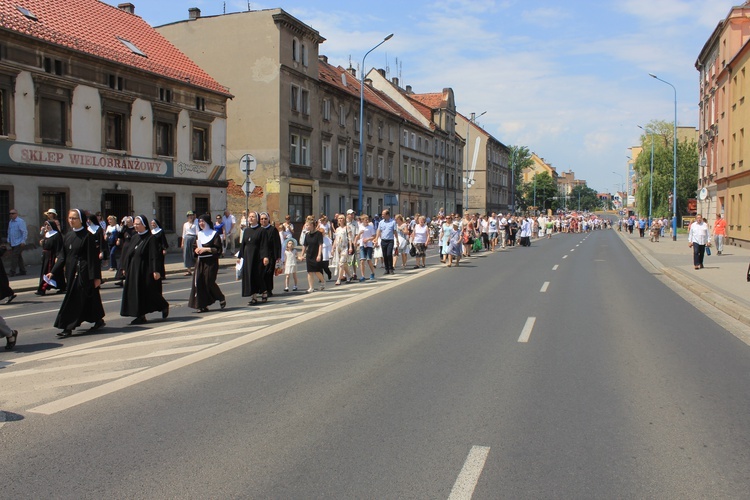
[358,33,393,215]
[649,73,678,240]
[464,111,486,214]
[638,125,655,225]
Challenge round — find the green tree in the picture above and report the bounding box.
[522,171,556,212]
[508,145,533,212]
[634,120,698,219]
[568,184,600,211]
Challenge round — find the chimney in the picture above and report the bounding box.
[117,3,135,14]
[364,78,372,86]
[188,7,201,20]
[377,68,385,77]
[347,66,356,78]
[318,55,328,63]
[392,77,399,87]
[405,85,412,94]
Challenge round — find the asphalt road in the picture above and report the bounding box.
[2,230,749,498]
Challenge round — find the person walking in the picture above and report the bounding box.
[48,209,106,338]
[333,214,352,285]
[300,217,326,293]
[7,209,27,276]
[189,214,226,312]
[150,218,169,277]
[345,210,359,281]
[375,209,399,275]
[238,211,267,305]
[0,245,17,304]
[120,215,169,324]
[105,215,120,271]
[260,212,281,298]
[1,315,18,350]
[113,216,135,287]
[713,213,727,255]
[222,209,236,255]
[356,214,377,281]
[36,219,65,296]
[181,211,199,276]
[688,214,710,270]
[411,215,430,268]
[282,238,299,292]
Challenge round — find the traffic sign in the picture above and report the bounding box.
[239,154,256,174]
[242,180,256,196]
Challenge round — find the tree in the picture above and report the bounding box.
[508,145,533,212]
[522,171,556,212]
[568,184,600,212]
[634,120,698,219]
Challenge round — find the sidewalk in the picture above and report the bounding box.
[2,251,238,294]
[617,230,750,327]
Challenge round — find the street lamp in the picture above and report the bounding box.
[638,125,655,225]
[464,111,486,214]
[358,33,394,215]
[649,73,678,240]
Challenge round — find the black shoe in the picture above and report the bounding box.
[18,271,26,276]
[130,316,147,325]
[6,294,17,304]
[7,271,15,277]
[162,305,170,319]
[5,330,17,350]
[220,300,227,310]
[90,320,106,331]
[114,281,123,287]
[56,329,72,338]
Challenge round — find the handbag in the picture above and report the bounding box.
[409,243,416,257]
[706,246,711,256]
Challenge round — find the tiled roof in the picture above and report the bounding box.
[0,0,231,96]
[318,60,425,129]
[410,92,444,110]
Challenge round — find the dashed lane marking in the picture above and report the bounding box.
[518,317,536,343]
[448,445,491,500]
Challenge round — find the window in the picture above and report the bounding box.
[108,75,124,91]
[290,134,299,164]
[39,97,67,145]
[301,44,308,66]
[159,88,172,103]
[410,133,416,149]
[378,123,383,140]
[155,121,173,157]
[388,158,393,181]
[300,89,309,115]
[377,155,384,179]
[195,96,205,111]
[322,141,331,171]
[403,130,408,147]
[192,125,209,161]
[353,153,359,176]
[389,126,394,143]
[339,105,345,126]
[156,194,175,232]
[291,85,299,112]
[338,146,347,173]
[194,196,209,217]
[43,57,64,76]
[339,196,346,214]
[367,120,371,137]
[292,38,299,62]
[366,152,373,178]
[301,136,310,165]
[105,111,126,151]
[417,165,422,186]
[0,75,13,137]
[323,99,331,121]
[402,162,408,184]
[411,164,416,185]
[354,114,359,132]
[322,194,330,216]
[424,165,430,188]
[0,187,10,239]
[117,37,146,57]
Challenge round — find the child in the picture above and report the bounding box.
[320,226,333,280]
[282,238,298,292]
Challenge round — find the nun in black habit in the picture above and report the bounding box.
[37,219,65,295]
[120,215,169,324]
[188,214,226,312]
[48,209,105,337]
[260,212,282,298]
[150,218,169,277]
[238,211,268,305]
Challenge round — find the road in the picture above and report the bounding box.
[2,229,749,498]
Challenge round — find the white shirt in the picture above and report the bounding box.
[357,222,375,248]
[688,221,709,245]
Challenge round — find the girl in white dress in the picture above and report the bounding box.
[282,238,298,292]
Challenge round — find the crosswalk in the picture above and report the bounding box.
[0,267,436,417]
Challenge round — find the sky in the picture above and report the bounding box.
[105,0,739,193]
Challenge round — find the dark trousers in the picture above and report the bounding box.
[9,245,25,274]
[381,239,394,271]
[692,244,705,268]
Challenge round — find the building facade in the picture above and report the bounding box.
[696,1,750,242]
[0,1,230,258]
[455,112,510,215]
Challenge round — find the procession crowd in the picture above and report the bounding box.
[1,206,609,349]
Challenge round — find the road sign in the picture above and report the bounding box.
[239,154,256,174]
[242,180,256,196]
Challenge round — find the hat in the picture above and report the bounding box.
[45,208,58,215]
[346,209,355,215]
[186,210,195,216]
